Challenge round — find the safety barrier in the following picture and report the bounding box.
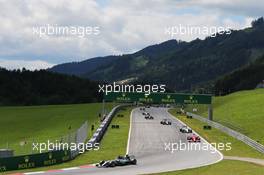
[186,112,264,154]
[87,104,130,147]
[0,150,71,172]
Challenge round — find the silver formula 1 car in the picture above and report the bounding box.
[160,119,172,125]
[96,155,137,168]
[180,126,192,133]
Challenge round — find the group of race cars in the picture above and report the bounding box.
[142,111,154,120]
[141,107,201,143]
[96,106,201,168]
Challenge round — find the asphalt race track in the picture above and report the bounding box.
[32,107,223,175]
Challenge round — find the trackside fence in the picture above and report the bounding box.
[70,121,88,159]
[186,112,264,154]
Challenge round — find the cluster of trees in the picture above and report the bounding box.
[0,68,101,106]
[214,55,264,96]
[251,17,264,28]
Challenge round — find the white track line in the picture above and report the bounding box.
[126,108,136,154]
[61,167,80,171]
[24,171,45,175]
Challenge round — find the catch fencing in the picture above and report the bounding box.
[70,121,88,158]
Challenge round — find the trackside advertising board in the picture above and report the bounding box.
[0,150,71,172]
[104,92,212,104]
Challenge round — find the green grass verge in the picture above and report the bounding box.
[5,106,132,174]
[189,89,264,145]
[170,109,264,159]
[148,160,264,175]
[0,103,114,155]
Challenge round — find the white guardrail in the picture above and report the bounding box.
[186,112,264,154]
[87,104,130,147]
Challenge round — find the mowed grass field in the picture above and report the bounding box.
[5,106,132,174]
[0,103,114,155]
[192,89,264,145]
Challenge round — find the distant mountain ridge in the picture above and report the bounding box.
[49,56,118,76]
[50,17,264,92]
[50,39,182,76]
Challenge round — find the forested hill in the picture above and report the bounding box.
[0,68,100,106]
[214,55,264,96]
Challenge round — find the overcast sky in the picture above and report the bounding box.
[0,0,262,70]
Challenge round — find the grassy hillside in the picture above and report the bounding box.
[191,89,264,145]
[0,103,113,155]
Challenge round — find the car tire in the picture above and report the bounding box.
[132,159,137,165]
[110,162,116,167]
